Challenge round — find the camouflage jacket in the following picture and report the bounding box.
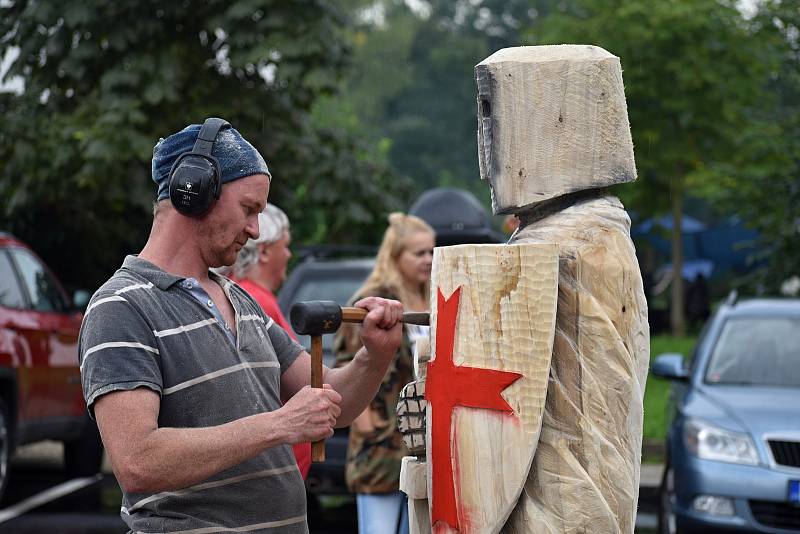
[334,287,414,494]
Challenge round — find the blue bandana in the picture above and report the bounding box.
[151,122,271,201]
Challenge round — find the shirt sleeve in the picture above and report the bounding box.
[228,281,304,374]
[78,292,163,419]
[255,289,297,340]
[266,316,304,374]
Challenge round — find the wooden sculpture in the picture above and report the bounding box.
[400,243,559,534]
[398,44,650,534]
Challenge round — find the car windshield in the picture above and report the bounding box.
[705,317,800,387]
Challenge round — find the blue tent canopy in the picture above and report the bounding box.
[633,215,760,277]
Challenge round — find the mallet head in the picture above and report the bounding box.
[290,300,342,336]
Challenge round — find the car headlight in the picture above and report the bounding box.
[684,419,759,465]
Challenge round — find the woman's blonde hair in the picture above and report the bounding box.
[355,212,435,307]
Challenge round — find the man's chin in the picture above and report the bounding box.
[209,252,237,271]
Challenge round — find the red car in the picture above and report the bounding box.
[0,232,102,499]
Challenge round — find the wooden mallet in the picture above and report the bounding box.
[289,300,429,462]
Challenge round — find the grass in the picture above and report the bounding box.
[643,335,696,442]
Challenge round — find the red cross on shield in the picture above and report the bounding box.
[424,271,557,534]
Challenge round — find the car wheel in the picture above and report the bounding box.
[64,416,103,478]
[0,399,9,501]
[658,464,677,534]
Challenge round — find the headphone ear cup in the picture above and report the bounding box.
[169,154,218,216]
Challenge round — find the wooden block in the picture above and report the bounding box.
[475,45,636,214]
[506,196,651,534]
[398,380,427,455]
[400,456,428,499]
[409,497,432,534]
[426,243,558,533]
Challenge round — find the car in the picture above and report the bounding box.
[652,291,800,533]
[277,253,374,494]
[0,232,103,500]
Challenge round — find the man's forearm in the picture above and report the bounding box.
[324,346,394,426]
[96,390,292,494]
[120,412,288,492]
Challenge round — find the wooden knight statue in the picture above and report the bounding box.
[397,44,650,534]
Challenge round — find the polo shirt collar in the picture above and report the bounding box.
[121,255,189,290]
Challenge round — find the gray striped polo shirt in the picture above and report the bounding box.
[79,255,308,534]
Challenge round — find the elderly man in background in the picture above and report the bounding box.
[233,204,311,478]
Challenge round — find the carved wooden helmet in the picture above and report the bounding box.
[475,45,637,214]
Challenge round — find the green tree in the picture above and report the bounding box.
[0,0,408,290]
[531,0,773,334]
[321,0,555,201]
[709,0,800,293]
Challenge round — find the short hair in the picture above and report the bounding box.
[233,204,290,279]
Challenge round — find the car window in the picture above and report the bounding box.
[0,250,25,309]
[688,317,714,374]
[705,317,800,387]
[9,247,68,312]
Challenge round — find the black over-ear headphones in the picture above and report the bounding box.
[168,117,231,217]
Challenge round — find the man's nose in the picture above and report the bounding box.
[245,216,260,239]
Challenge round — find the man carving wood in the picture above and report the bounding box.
[398,44,650,534]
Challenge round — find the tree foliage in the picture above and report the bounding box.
[0,0,409,290]
[1,0,796,302]
[527,0,775,333]
[708,0,800,291]
[315,0,554,199]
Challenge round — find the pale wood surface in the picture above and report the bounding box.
[398,336,430,454]
[475,45,636,214]
[397,380,427,454]
[427,243,558,534]
[414,336,431,379]
[402,456,433,534]
[400,456,428,499]
[505,195,650,534]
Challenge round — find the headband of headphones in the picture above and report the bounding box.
[192,117,230,157]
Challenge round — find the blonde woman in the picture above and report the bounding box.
[335,213,435,534]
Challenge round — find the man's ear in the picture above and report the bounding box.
[259,243,270,263]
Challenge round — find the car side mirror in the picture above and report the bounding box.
[651,353,689,381]
[72,289,91,312]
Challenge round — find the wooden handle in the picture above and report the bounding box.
[310,335,325,462]
[341,307,368,322]
[341,307,429,326]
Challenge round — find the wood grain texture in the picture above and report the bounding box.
[475,45,636,214]
[402,457,433,534]
[398,379,427,454]
[427,243,558,534]
[310,335,325,462]
[505,196,650,534]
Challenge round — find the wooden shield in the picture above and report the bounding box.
[425,243,558,534]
